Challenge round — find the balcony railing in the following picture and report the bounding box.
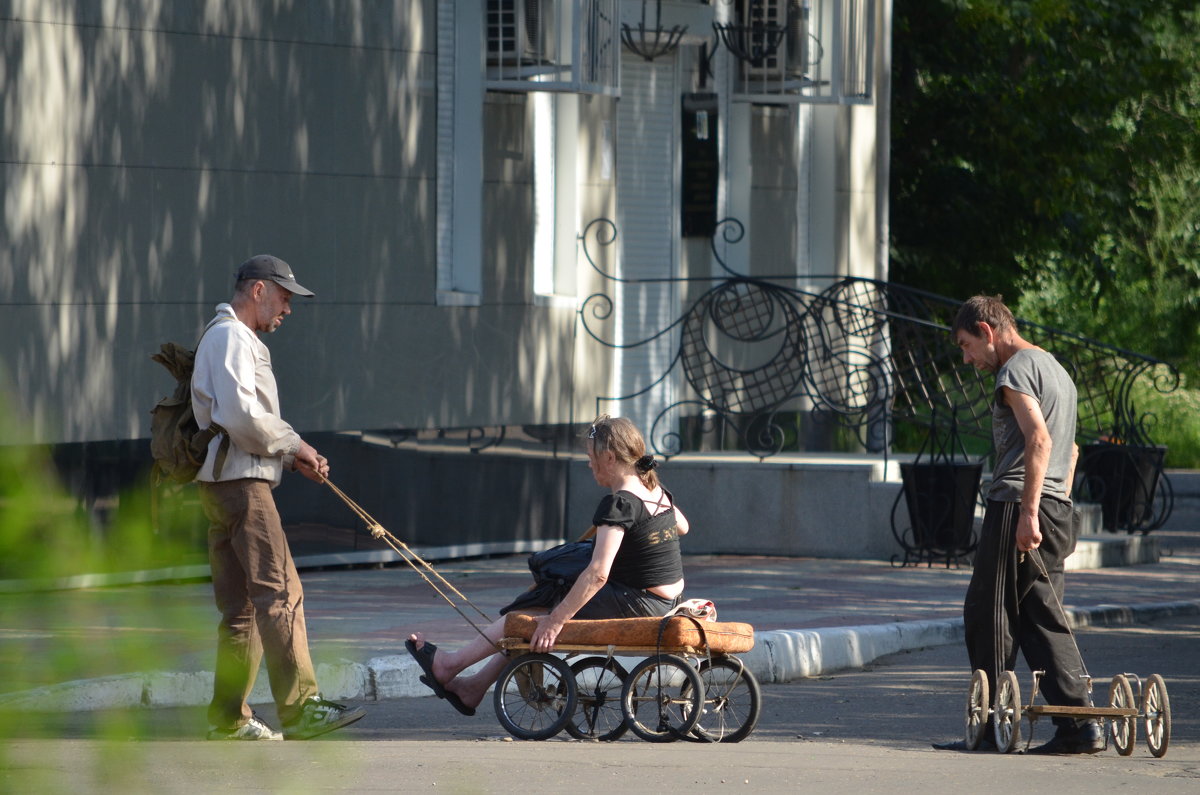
[578,217,1179,531]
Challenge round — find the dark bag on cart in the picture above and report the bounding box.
[499,531,596,615]
[529,539,594,584]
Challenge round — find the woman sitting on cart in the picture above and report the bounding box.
[405,414,690,716]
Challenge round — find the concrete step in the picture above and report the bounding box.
[1076,502,1103,535]
[1066,532,1159,570]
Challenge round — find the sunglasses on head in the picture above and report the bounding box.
[588,416,611,440]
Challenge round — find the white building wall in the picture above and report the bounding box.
[0,2,586,445]
[0,2,885,450]
[613,53,680,434]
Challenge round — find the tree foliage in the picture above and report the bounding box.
[890,1,1200,376]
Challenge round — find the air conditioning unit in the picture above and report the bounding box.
[487,0,558,66]
[741,0,811,80]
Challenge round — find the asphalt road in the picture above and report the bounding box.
[3,615,1196,793]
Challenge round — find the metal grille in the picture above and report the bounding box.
[680,281,808,415]
[725,0,874,105]
[486,0,619,95]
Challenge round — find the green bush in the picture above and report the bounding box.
[1129,374,1200,468]
[0,389,209,750]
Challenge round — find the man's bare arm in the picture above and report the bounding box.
[1066,442,1079,497]
[1003,386,1051,552]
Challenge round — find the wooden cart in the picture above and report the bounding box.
[963,668,1172,757]
[493,612,760,743]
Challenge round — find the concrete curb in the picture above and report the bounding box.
[3,600,1196,713]
[749,599,1200,685]
[749,619,967,684]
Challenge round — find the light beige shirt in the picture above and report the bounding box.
[191,303,300,486]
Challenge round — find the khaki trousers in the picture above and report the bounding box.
[199,479,318,728]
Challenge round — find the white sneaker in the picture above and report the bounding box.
[207,713,283,741]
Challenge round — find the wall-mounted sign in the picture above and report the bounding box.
[681,92,719,237]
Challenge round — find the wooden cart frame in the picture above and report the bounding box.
[964,668,1172,757]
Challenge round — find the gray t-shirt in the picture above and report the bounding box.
[989,348,1078,502]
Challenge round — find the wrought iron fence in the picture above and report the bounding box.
[578,217,1179,532]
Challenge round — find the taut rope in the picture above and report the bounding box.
[1023,548,1092,681]
[320,477,497,642]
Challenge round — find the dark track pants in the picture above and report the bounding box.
[964,497,1092,729]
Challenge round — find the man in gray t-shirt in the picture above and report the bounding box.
[935,295,1101,755]
[990,347,1078,503]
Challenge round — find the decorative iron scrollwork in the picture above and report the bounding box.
[680,280,808,414]
[466,425,507,453]
[577,217,1180,535]
[712,19,786,68]
[579,217,897,458]
[621,0,688,61]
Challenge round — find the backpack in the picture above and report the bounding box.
[149,320,228,485]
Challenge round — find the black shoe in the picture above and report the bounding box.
[282,696,366,740]
[1026,721,1105,755]
[932,734,997,752]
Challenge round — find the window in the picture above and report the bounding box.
[718,0,876,105]
[532,92,579,301]
[486,0,620,96]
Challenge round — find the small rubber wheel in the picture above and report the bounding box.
[621,654,704,743]
[565,656,629,741]
[1143,673,1171,758]
[493,653,576,741]
[681,656,762,743]
[964,669,990,750]
[992,670,1021,753]
[1108,674,1135,756]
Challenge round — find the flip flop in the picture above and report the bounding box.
[405,638,476,717]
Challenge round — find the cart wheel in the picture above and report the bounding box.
[621,654,704,743]
[565,656,629,741]
[680,656,762,743]
[992,670,1021,753]
[964,669,990,750]
[1108,674,1135,756]
[1142,673,1171,758]
[493,653,576,741]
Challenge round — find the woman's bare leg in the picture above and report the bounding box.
[444,654,511,709]
[409,609,547,710]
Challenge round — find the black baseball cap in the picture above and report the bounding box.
[235,254,315,297]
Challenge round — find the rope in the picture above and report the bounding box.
[1023,548,1092,681]
[318,477,497,644]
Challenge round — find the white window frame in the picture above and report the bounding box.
[437,3,483,305]
[486,0,620,96]
[720,0,876,106]
[532,93,580,304]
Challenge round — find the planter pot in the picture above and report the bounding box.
[1077,444,1166,533]
[899,461,983,556]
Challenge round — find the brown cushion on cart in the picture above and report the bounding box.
[502,613,755,654]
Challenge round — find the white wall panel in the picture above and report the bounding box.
[614,53,679,434]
